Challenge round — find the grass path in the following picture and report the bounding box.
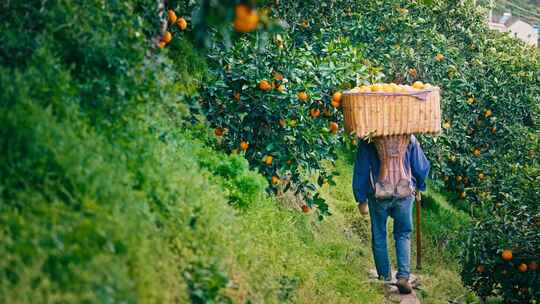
[319,153,477,304]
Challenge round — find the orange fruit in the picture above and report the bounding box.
[408,68,418,78]
[467,97,475,105]
[259,80,272,91]
[310,108,320,118]
[265,155,273,165]
[168,10,177,23]
[235,4,251,18]
[476,265,485,273]
[517,263,528,273]
[456,175,463,182]
[412,81,425,90]
[239,141,249,151]
[301,204,310,213]
[435,53,444,61]
[491,126,496,134]
[278,118,286,127]
[301,20,309,28]
[233,4,259,33]
[332,91,342,103]
[177,17,188,30]
[274,72,284,81]
[528,261,538,270]
[157,41,166,49]
[478,172,485,180]
[234,92,241,101]
[162,31,172,44]
[329,122,339,133]
[484,109,493,118]
[370,84,382,92]
[460,191,466,199]
[473,148,481,157]
[271,175,279,185]
[443,122,451,129]
[276,84,286,93]
[382,84,393,93]
[297,91,308,102]
[501,249,513,261]
[214,127,224,136]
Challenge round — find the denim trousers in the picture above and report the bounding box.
[367,194,414,280]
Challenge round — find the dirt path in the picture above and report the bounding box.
[369,270,421,304]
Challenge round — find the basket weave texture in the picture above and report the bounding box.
[342,88,441,138]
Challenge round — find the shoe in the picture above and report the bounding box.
[396,278,412,294]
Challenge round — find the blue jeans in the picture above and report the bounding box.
[368,194,414,280]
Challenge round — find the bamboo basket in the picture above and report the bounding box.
[342,87,441,138]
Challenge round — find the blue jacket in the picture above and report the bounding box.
[352,135,430,203]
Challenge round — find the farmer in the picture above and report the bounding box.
[353,135,430,294]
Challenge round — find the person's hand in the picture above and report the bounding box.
[357,203,369,216]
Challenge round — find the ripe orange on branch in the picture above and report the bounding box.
[271,176,279,185]
[162,31,172,44]
[435,53,445,61]
[517,263,528,273]
[168,10,177,23]
[214,127,224,136]
[177,17,188,30]
[259,80,272,91]
[264,155,273,166]
[233,4,259,33]
[501,249,513,261]
[310,108,320,118]
[331,91,342,108]
[273,72,284,81]
[297,91,308,102]
[329,122,339,133]
[476,265,485,273]
[239,141,249,151]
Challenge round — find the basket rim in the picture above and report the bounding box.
[343,86,440,96]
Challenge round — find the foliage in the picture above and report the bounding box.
[175,0,540,301]
[0,1,235,302]
[461,206,540,302]
[190,0,382,216]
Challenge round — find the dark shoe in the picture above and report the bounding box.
[396,278,412,294]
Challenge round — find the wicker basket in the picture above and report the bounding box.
[342,88,441,138]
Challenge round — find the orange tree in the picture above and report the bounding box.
[344,0,539,301]
[172,0,538,299]
[190,1,379,215]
